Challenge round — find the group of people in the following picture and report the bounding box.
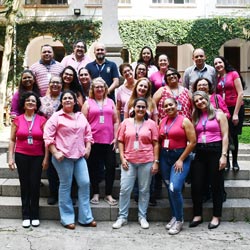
[7,42,244,235]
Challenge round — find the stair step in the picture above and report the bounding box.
[1,178,250,199]
[0,196,249,221]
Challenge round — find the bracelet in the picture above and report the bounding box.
[222,153,227,157]
[154,160,160,163]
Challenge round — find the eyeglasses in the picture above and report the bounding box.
[135,105,146,109]
[197,83,208,87]
[166,73,178,78]
[25,99,36,103]
[50,81,61,85]
[75,45,85,49]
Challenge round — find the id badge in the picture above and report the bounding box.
[222,92,225,100]
[164,139,169,149]
[177,102,182,111]
[202,134,206,143]
[134,141,139,150]
[99,115,104,124]
[27,135,33,145]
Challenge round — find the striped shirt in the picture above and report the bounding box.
[30,60,64,96]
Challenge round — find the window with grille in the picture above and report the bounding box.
[152,0,195,4]
[25,0,67,4]
[217,0,250,5]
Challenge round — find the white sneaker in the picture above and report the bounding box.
[112,218,127,229]
[31,220,40,227]
[138,217,149,229]
[22,219,30,228]
[168,221,184,235]
[165,217,176,230]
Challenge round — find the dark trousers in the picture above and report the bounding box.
[191,149,224,217]
[47,153,59,197]
[87,143,116,195]
[15,152,43,220]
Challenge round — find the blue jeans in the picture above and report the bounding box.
[52,156,94,225]
[118,161,152,220]
[160,148,191,221]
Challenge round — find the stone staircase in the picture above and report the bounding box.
[0,139,249,222]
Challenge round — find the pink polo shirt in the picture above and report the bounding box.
[44,110,93,159]
[61,53,92,72]
[117,118,159,164]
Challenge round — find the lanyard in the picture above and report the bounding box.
[220,74,227,90]
[95,99,104,115]
[161,75,165,86]
[202,115,208,133]
[164,116,178,137]
[27,115,36,135]
[170,86,179,99]
[134,119,144,140]
[96,64,105,76]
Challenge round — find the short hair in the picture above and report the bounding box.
[119,63,133,76]
[19,91,41,112]
[73,40,87,52]
[193,77,214,94]
[165,67,181,83]
[89,77,109,99]
[41,44,53,51]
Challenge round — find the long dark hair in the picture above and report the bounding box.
[137,46,155,66]
[18,69,41,98]
[134,62,148,80]
[130,97,149,120]
[57,90,80,113]
[61,66,85,97]
[215,56,246,90]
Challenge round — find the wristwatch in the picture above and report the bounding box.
[222,153,227,157]
[154,160,160,163]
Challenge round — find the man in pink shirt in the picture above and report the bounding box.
[61,40,92,73]
[30,44,64,96]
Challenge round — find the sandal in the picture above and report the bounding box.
[90,196,99,204]
[104,197,118,206]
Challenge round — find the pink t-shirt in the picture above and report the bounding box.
[117,118,159,164]
[210,93,230,119]
[216,71,242,107]
[116,84,133,115]
[195,112,222,143]
[44,110,93,159]
[14,114,46,156]
[159,115,187,150]
[150,71,166,91]
[86,98,116,144]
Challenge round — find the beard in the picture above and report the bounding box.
[96,53,105,61]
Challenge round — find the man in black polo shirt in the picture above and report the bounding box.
[86,43,119,101]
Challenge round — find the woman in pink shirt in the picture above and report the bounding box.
[112,97,159,230]
[82,77,119,206]
[10,70,41,120]
[190,91,228,230]
[214,56,244,171]
[116,63,136,122]
[8,92,47,228]
[44,90,96,230]
[159,97,196,235]
[150,54,169,95]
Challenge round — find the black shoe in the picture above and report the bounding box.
[189,219,203,228]
[232,162,240,172]
[47,196,58,205]
[149,197,157,206]
[225,161,230,172]
[208,221,220,229]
